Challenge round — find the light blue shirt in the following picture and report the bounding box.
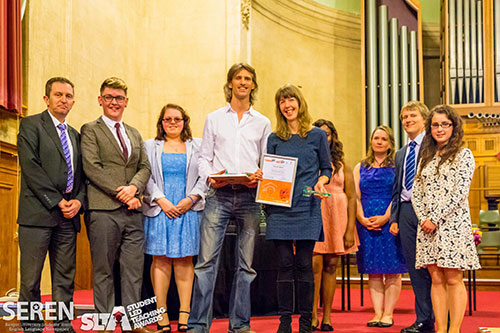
[401,131,425,202]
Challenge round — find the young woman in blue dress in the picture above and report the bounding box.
[266,84,332,333]
[142,104,206,332]
[353,126,407,328]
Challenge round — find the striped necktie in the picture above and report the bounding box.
[404,140,417,191]
[57,124,73,193]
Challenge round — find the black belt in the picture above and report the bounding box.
[220,184,251,191]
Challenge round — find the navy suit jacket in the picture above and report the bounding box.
[390,143,421,225]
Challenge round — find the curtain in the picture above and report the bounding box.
[0,0,22,114]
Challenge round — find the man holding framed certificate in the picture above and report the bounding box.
[188,63,271,333]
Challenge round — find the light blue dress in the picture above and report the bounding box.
[144,153,200,257]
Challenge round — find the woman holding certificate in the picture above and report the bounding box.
[266,84,332,333]
[353,126,406,328]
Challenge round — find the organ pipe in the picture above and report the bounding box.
[450,0,457,104]
[379,5,389,126]
[458,0,464,104]
[465,0,471,103]
[495,0,500,101]
[471,0,477,103]
[390,18,401,147]
[400,26,409,107]
[478,1,484,102]
[410,30,418,100]
[366,0,378,136]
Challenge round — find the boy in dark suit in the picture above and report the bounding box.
[390,101,435,333]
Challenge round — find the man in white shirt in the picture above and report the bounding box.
[390,101,435,333]
[188,63,271,333]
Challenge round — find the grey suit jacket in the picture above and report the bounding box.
[17,110,86,231]
[81,116,151,210]
[142,138,207,217]
[390,143,422,224]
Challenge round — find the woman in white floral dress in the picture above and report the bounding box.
[412,104,480,333]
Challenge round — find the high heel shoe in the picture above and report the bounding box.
[157,311,171,332]
[177,310,190,332]
[157,323,171,332]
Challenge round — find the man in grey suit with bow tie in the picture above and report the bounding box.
[81,77,156,333]
[390,101,435,333]
[17,77,86,333]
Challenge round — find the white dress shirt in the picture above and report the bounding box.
[48,110,74,175]
[198,104,272,183]
[401,130,425,201]
[101,114,132,159]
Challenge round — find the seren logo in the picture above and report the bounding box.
[1,301,74,321]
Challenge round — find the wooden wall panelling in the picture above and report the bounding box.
[0,141,19,295]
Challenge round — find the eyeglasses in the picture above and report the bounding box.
[101,95,127,103]
[162,117,184,123]
[431,122,453,129]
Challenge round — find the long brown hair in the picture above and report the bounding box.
[313,119,344,174]
[155,103,193,142]
[361,125,395,168]
[274,84,312,140]
[417,104,464,176]
[223,63,258,105]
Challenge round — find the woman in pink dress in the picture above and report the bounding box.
[311,119,359,331]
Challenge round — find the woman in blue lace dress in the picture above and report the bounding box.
[353,126,407,328]
[143,104,206,332]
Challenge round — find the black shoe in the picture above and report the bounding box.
[400,322,435,333]
[367,321,380,327]
[178,310,189,332]
[277,315,292,333]
[378,319,393,328]
[320,323,334,331]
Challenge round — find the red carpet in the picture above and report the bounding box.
[12,288,500,332]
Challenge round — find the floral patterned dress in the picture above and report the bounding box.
[412,148,480,270]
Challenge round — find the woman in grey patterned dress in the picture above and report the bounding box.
[412,105,480,333]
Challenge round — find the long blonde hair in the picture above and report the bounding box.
[361,125,395,168]
[274,84,312,140]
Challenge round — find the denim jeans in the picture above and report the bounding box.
[188,186,261,333]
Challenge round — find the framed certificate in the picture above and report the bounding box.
[256,153,298,207]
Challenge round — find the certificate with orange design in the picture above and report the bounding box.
[256,154,298,207]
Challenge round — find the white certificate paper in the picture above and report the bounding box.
[256,153,298,207]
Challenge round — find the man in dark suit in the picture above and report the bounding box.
[17,77,86,333]
[390,101,435,333]
[81,77,156,333]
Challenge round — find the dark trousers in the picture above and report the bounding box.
[86,207,144,314]
[274,240,315,332]
[399,202,434,324]
[18,219,77,332]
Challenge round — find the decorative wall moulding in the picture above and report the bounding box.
[252,0,361,48]
[241,0,251,30]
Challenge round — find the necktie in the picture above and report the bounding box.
[57,124,73,193]
[404,140,417,191]
[115,122,128,162]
